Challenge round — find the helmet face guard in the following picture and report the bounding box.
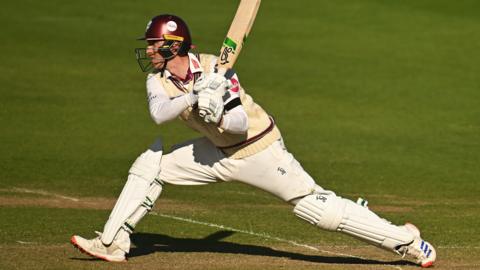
[135,15,192,72]
[135,36,184,72]
[134,47,155,72]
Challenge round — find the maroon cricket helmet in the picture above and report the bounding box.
[138,14,193,57]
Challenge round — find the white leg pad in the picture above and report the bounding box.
[101,139,163,245]
[127,137,163,183]
[294,193,414,251]
[123,179,163,233]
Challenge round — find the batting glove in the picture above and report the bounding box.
[192,73,208,95]
[198,88,224,124]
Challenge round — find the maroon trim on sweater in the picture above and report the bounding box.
[218,116,275,150]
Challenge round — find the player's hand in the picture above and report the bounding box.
[192,73,208,95]
[204,73,232,95]
[197,72,232,120]
[193,73,230,95]
[207,73,229,95]
[198,88,224,124]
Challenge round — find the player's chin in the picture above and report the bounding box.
[152,61,165,70]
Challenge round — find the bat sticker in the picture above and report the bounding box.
[220,37,237,65]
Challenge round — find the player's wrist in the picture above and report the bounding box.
[185,92,198,107]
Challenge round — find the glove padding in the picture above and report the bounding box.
[192,73,208,95]
[193,73,230,95]
[196,73,232,124]
[198,88,224,124]
[205,73,229,94]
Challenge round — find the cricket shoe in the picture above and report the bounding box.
[397,223,436,268]
[71,230,129,262]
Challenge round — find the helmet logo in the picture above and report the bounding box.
[145,20,152,32]
[166,21,177,32]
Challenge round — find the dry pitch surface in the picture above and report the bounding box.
[0,189,478,270]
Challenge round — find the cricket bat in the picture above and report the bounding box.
[216,0,261,74]
[199,0,261,117]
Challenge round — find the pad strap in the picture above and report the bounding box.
[101,139,163,245]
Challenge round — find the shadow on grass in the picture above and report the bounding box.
[130,230,416,266]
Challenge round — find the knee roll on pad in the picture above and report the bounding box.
[129,140,163,183]
[293,194,414,251]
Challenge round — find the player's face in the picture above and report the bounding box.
[146,40,166,69]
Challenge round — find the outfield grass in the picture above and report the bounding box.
[1,0,479,269]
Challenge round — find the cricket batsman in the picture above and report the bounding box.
[71,14,437,267]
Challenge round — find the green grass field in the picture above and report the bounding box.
[1,0,479,269]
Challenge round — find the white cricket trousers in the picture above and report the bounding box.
[158,137,317,202]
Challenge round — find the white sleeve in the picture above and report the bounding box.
[146,74,198,125]
[219,72,248,134]
[220,105,248,134]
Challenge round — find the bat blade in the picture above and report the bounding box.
[216,0,261,74]
[199,0,261,118]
